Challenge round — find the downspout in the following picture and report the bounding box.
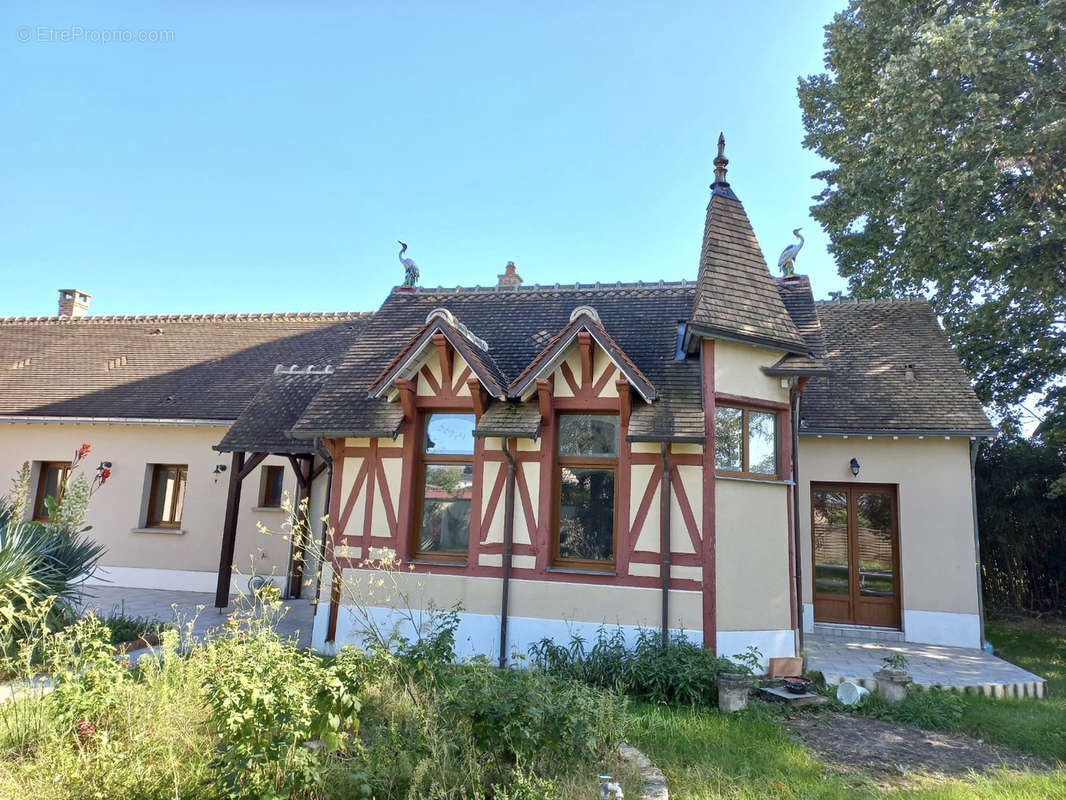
[660,443,672,645]
[312,439,334,615]
[499,439,517,668]
[970,438,986,647]
[790,382,804,655]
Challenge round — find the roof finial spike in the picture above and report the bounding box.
[712,132,729,186]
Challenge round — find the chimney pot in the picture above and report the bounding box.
[58,289,91,318]
[497,261,523,291]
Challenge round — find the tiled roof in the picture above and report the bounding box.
[0,313,371,421]
[690,188,808,353]
[627,359,705,443]
[508,310,657,402]
[474,402,542,439]
[766,276,830,375]
[216,368,334,453]
[293,283,696,438]
[367,314,509,400]
[800,299,994,434]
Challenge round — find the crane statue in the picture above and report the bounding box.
[777,228,804,277]
[397,241,419,287]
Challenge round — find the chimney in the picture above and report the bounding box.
[58,289,91,318]
[497,261,523,291]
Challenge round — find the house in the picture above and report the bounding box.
[0,141,993,664]
[0,301,370,596]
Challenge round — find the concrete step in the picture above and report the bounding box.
[813,622,904,642]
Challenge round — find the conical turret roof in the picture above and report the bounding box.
[690,135,808,353]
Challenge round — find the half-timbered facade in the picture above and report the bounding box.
[0,142,994,661]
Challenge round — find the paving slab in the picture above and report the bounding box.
[806,636,1047,699]
[75,585,316,649]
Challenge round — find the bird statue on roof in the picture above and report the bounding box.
[398,241,419,287]
[778,228,804,277]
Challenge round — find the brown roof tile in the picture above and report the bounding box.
[0,313,371,421]
[691,189,808,353]
[800,299,994,434]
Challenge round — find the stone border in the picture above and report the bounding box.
[821,673,1049,699]
[618,743,668,800]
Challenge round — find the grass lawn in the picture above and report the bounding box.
[626,616,1066,800]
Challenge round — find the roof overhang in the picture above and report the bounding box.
[625,433,706,445]
[800,428,997,439]
[0,414,234,427]
[682,321,809,357]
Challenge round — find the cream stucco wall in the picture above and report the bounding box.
[336,569,704,631]
[0,422,302,591]
[798,435,979,619]
[713,340,789,403]
[715,478,792,632]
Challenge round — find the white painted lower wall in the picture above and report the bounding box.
[715,629,795,666]
[311,603,796,670]
[86,565,285,596]
[903,609,981,649]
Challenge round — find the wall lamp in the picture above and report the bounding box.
[213,464,228,483]
[850,458,861,477]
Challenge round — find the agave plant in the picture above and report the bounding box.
[0,498,105,614]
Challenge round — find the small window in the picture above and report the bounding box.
[555,414,618,569]
[260,465,285,508]
[146,464,188,528]
[33,461,71,521]
[415,413,475,560]
[715,406,779,478]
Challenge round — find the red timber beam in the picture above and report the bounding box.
[432,332,453,391]
[578,330,593,391]
[701,339,717,653]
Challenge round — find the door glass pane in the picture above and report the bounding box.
[714,407,743,470]
[558,467,615,561]
[748,411,777,474]
[813,490,849,595]
[419,464,472,553]
[558,415,619,457]
[856,491,894,598]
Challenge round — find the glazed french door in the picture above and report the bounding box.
[811,483,901,628]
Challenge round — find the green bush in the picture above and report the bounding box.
[529,628,740,706]
[200,604,361,800]
[438,659,626,776]
[858,686,966,731]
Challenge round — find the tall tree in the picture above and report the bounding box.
[798,0,1066,433]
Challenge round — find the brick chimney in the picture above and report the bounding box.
[497,261,522,291]
[58,289,91,318]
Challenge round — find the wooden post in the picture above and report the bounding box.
[287,455,313,598]
[215,450,245,608]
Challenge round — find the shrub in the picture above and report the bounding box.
[200,600,361,800]
[529,627,740,706]
[438,659,626,777]
[858,686,965,731]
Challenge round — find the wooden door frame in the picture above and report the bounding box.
[810,482,902,629]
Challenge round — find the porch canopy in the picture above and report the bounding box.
[212,366,333,608]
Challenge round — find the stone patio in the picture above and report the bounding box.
[76,585,316,649]
[805,635,1048,699]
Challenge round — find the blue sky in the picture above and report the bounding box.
[1,1,848,317]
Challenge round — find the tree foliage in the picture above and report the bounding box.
[976,435,1066,612]
[798,0,1066,431]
